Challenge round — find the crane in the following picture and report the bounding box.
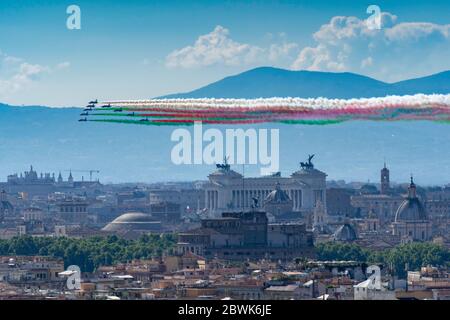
[64,169,100,182]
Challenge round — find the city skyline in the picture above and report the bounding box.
[0,159,446,188]
[0,0,449,305]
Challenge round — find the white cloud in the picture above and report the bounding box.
[165,25,297,68]
[269,42,298,63]
[0,53,48,96]
[0,53,68,97]
[291,12,450,81]
[165,15,450,82]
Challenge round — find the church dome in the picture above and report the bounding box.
[102,212,161,232]
[265,183,290,203]
[395,199,427,221]
[395,177,427,222]
[113,212,154,223]
[333,224,357,241]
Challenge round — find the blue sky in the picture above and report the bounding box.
[0,0,449,106]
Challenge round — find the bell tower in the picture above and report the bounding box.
[380,162,390,194]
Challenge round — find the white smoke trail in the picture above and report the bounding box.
[102,94,450,110]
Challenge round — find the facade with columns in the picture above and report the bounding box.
[204,160,327,217]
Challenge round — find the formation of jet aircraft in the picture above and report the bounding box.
[79,99,98,121]
[79,100,145,122]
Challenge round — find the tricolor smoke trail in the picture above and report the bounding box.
[81,94,450,126]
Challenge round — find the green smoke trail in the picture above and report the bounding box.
[88,119,194,126]
[278,119,347,125]
[89,113,137,117]
[89,113,251,121]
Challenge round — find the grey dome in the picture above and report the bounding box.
[113,212,154,223]
[102,212,160,232]
[395,198,427,221]
[395,177,427,222]
[333,224,357,241]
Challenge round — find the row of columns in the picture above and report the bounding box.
[206,190,218,210]
[228,189,303,211]
[206,188,320,212]
[289,190,303,210]
[232,189,273,208]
